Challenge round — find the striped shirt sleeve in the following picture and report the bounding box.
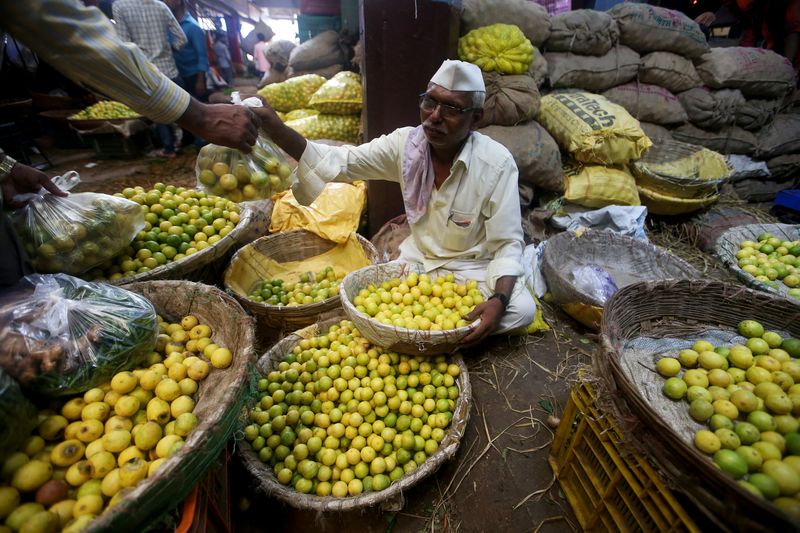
[0,0,191,124]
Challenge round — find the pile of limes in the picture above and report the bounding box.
[352,272,482,331]
[248,267,343,306]
[657,319,800,517]
[85,184,241,281]
[244,319,461,497]
[736,232,800,299]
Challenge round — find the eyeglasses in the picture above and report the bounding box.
[419,93,476,118]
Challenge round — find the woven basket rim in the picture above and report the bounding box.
[223,229,380,318]
[599,279,800,531]
[542,228,700,309]
[632,139,731,187]
[713,222,800,298]
[238,314,472,511]
[109,202,255,286]
[85,280,255,532]
[339,262,479,356]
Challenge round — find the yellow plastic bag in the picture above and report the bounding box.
[270,181,366,243]
[563,162,640,208]
[257,74,326,112]
[308,71,363,115]
[539,92,652,165]
[458,23,535,74]
[285,114,360,143]
[283,108,319,122]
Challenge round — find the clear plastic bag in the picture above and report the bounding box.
[0,273,158,397]
[285,114,360,143]
[569,264,618,303]
[0,367,38,458]
[283,108,319,122]
[256,74,326,112]
[196,138,293,202]
[10,172,145,275]
[308,71,363,115]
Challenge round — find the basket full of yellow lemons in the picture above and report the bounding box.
[339,262,484,356]
[237,314,471,511]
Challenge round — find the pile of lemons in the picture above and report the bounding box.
[249,267,343,306]
[736,232,800,298]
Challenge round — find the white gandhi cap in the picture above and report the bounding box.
[429,60,485,92]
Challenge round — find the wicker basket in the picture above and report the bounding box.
[238,314,472,511]
[85,281,255,533]
[542,229,699,330]
[714,223,800,298]
[340,262,479,356]
[637,184,719,216]
[600,279,800,533]
[224,230,380,332]
[631,139,731,199]
[112,201,269,287]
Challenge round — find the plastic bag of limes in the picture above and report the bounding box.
[257,74,327,112]
[308,71,363,115]
[285,114,361,143]
[458,23,535,75]
[195,136,293,203]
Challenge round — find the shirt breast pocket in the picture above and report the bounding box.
[443,209,477,251]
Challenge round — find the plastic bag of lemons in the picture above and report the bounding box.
[285,114,360,143]
[458,23,534,75]
[308,71,363,115]
[283,109,319,122]
[257,74,326,112]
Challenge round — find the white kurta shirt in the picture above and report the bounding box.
[296,127,524,291]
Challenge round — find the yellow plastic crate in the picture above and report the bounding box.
[549,379,700,532]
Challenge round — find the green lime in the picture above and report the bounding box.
[713,449,748,479]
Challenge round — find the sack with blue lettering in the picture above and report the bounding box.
[609,3,709,59]
[539,91,652,165]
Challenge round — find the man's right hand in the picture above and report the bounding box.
[177,99,261,153]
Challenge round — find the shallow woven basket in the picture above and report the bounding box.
[111,200,271,287]
[714,223,800,298]
[238,314,471,512]
[600,279,800,533]
[637,184,719,216]
[224,230,381,332]
[340,262,479,356]
[542,229,699,330]
[85,281,255,533]
[631,139,731,199]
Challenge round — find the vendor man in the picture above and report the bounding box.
[255,60,535,346]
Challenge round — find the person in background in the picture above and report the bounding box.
[0,0,262,287]
[253,32,270,81]
[112,0,187,157]
[212,32,233,86]
[165,0,211,148]
[254,60,536,347]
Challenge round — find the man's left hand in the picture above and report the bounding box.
[2,162,67,209]
[459,297,505,348]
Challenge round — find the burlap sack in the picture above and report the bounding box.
[545,10,619,56]
[767,154,800,181]
[461,0,551,47]
[529,50,548,88]
[609,3,709,59]
[288,31,346,72]
[478,72,540,127]
[287,64,344,79]
[258,69,289,89]
[640,122,673,142]
[696,47,796,99]
[678,88,745,131]
[757,113,800,158]
[602,82,687,125]
[734,98,783,131]
[639,52,702,94]
[265,40,296,72]
[546,45,640,93]
[478,121,564,192]
[672,124,757,155]
[732,177,797,202]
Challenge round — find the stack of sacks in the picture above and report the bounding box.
[684,47,798,201]
[595,4,709,142]
[258,73,361,144]
[258,40,296,87]
[537,91,651,210]
[287,31,348,79]
[457,6,564,209]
